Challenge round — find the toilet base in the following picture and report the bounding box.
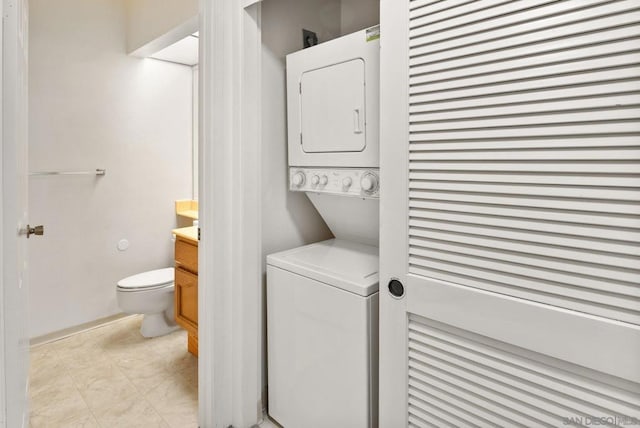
[140,308,179,338]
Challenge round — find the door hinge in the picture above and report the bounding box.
[198,227,201,241]
[299,82,302,94]
[300,134,303,145]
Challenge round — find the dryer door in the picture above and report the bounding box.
[300,59,366,153]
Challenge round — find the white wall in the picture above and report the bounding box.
[341,0,379,34]
[261,0,340,268]
[192,67,199,200]
[260,0,340,402]
[126,0,198,55]
[28,0,193,338]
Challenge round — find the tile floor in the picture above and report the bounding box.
[29,315,198,428]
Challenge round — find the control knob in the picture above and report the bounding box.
[292,171,306,188]
[342,177,353,190]
[360,172,379,195]
[320,175,328,186]
[311,175,320,186]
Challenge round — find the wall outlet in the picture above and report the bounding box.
[302,29,318,49]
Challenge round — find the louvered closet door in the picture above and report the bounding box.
[379,1,640,426]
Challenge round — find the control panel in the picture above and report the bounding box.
[290,168,379,199]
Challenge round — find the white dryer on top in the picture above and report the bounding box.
[286,26,380,168]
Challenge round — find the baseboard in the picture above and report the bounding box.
[29,313,133,347]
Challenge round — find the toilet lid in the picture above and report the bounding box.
[117,268,174,290]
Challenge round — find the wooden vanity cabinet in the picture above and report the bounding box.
[174,235,198,356]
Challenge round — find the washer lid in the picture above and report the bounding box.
[117,268,174,290]
[267,239,379,297]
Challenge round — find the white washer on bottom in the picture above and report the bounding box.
[267,238,379,428]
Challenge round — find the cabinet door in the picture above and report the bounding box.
[175,238,198,273]
[300,59,366,153]
[175,267,198,332]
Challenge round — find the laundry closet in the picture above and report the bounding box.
[259,0,380,427]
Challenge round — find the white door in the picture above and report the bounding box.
[301,59,367,153]
[1,0,30,426]
[380,1,640,426]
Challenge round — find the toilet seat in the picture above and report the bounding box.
[117,267,174,292]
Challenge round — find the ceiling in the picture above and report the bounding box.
[149,32,199,66]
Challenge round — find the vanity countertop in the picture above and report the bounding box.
[173,226,198,244]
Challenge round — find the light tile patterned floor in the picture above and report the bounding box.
[29,315,198,428]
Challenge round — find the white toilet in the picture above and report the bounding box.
[116,267,179,338]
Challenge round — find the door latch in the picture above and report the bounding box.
[26,224,44,238]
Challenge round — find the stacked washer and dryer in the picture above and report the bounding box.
[267,27,381,428]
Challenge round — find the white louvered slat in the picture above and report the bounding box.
[409,189,639,217]
[409,239,640,287]
[409,0,442,13]
[410,0,571,39]
[408,368,549,426]
[409,322,640,414]
[410,0,516,31]
[409,108,640,133]
[410,211,639,249]
[407,0,640,324]
[411,39,640,89]
[411,356,591,425]
[408,160,640,174]
[409,0,476,21]
[409,384,502,427]
[410,208,640,245]
[410,180,640,202]
[410,147,640,161]
[410,94,640,125]
[408,412,439,428]
[409,218,639,257]
[407,316,640,427]
[409,134,640,150]
[410,4,640,61]
[410,173,640,190]
[409,67,640,105]
[410,208,640,246]
[412,13,640,70]
[410,380,519,427]
[408,198,640,228]
[411,23,640,75]
[409,364,558,426]
[409,81,640,114]
[409,0,628,43]
[409,392,479,428]
[408,233,635,271]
